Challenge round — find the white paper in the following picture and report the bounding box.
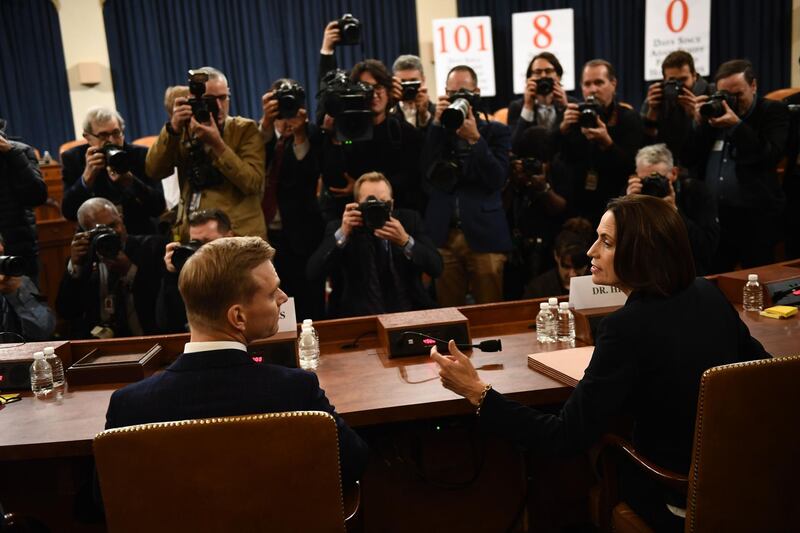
[433,16,496,97]
[512,9,576,93]
[644,0,711,81]
[277,297,297,333]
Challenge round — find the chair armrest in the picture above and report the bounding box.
[343,480,360,523]
[602,434,689,494]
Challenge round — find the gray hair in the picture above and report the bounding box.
[635,143,674,170]
[194,66,229,87]
[77,198,119,229]
[82,107,125,135]
[392,54,424,76]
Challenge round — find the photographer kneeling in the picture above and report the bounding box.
[56,198,167,338]
[307,172,442,318]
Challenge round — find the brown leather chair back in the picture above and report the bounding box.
[58,138,87,158]
[765,87,800,101]
[686,355,800,532]
[94,411,347,533]
[132,135,158,148]
[492,107,509,125]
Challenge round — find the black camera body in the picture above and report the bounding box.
[85,224,122,260]
[319,69,374,142]
[662,78,682,102]
[187,70,220,124]
[700,91,738,119]
[101,144,131,174]
[171,240,203,273]
[441,90,480,130]
[578,96,602,128]
[337,13,361,46]
[520,157,544,176]
[640,173,671,198]
[274,81,306,119]
[0,256,25,277]
[535,77,554,96]
[401,81,421,102]
[358,195,391,231]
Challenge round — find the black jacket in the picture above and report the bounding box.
[0,140,47,276]
[56,234,168,338]
[683,96,789,216]
[61,143,165,235]
[674,178,720,275]
[508,95,578,148]
[306,208,442,318]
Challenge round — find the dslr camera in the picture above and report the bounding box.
[85,224,122,260]
[441,89,480,130]
[0,255,25,277]
[640,172,671,198]
[401,81,421,101]
[700,91,738,119]
[661,77,682,102]
[187,70,220,124]
[101,144,131,174]
[337,13,361,46]
[273,81,306,119]
[520,157,544,176]
[358,195,391,231]
[578,96,602,128]
[171,240,203,273]
[535,77,554,96]
[319,69,374,142]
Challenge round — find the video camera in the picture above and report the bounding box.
[85,224,122,260]
[319,69,374,142]
[535,77,554,96]
[401,81,421,102]
[337,13,361,46]
[441,89,481,130]
[0,256,25,277]
[578,96,602,128]
[101,144,131,174]
[700,91,738,119]
[640,172,671,198]
[187,70,220,124]
[358,195,391,230]
[171,240,203,273]
[274,81,306,119]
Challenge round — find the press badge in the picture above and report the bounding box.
[189,192,202,211]
[585,170,599,191]
[712,140,724,152]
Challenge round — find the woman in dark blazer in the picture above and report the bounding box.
[431,195,770,531]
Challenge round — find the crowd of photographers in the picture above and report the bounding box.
[1,14,798,341]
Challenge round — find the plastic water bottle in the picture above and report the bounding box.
[557,302,576,343]
[536,302,556,343]
[43,346,66,398]
[302,319,319,346]
[743,274,764,312]
[298,325,320,371]
[30,351,54,399]
[548,297,559,323]
[42,150,53,164]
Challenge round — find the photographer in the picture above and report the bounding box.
[260,78,326,320]
[558,59,644,225]
[504,126,570,299]
[319,59,423,219]
[62,107,165,236]
[306,172,442,318]
[627,144,719,275]
[156,209,233,333]
[0,119,47,280]
[146,66,267,239]
[422,65,512,307]
[641,51,714,165]
[0,233,54,341]
[391,54,435,130]
[56,198,167,339]
[683,59,789,270]
[523,218,593,299]
[507,52,573,134]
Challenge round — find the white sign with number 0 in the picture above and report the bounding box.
[512,9,575,93]
[433,16,496,97]
[644,0,710,81]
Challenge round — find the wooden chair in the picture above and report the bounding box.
[764,87,800,102]
[58,138,87,159]
[94,411,360,533]
[598,355,800,533]
[132,135,158,148]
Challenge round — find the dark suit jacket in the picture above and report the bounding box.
[104,348,369,487]
[61,143,165,235]
[56,234,168,338]
[422,119,513,253]
[507,95,578,148]
[683,96,789,215]
[306,208,443,318]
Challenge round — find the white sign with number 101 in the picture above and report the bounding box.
[433,16,496,97]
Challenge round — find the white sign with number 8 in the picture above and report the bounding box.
[433,16,496,97]
[512,9,576,94]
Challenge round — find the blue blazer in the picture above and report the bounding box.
[105,349,369,487]
[422,119,513,253]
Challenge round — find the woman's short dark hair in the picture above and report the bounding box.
[554,218,593,269]
[351,59,394,107]
[607,195,695,296]
[526,52,564,79]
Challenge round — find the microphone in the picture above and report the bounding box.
[401,331,503,353]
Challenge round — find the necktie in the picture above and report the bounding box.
[262,136,287,224]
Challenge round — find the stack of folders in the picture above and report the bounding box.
[527,345,595,388]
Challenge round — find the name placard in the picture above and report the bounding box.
[568,275,628,310]
[277,297,297,333]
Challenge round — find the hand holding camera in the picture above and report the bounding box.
[0,134,11,153]
[260,90,280,132]
[164,241,180,273]
[190,115,225,156]
[82,146,107,187]
[70,231,92,269]
[170,96,194,134]
[456,105,480,144]
[0,273,22,295]
[627,174,677,210]
[580,113,612,148]
[645,82,663,120]
[561,103,580,133]
[340,202,364,238]
[373,217,409,247]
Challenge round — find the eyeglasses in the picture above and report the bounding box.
[85,129,124,142]
[531,68,556,77]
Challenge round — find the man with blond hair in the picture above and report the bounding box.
[103,236,368,487]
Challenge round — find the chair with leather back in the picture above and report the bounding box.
[598,355,800,533]
[58,139,87,159]
[492,107,509,125]
[94,411,358,533]
[131,135,158,148]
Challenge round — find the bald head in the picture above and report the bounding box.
[77,198,121,230]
